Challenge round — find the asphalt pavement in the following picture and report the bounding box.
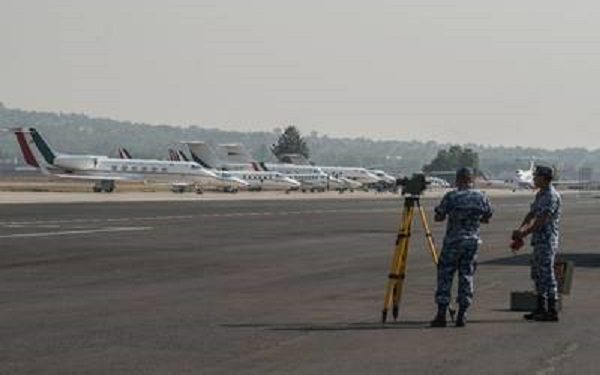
[1,193,600,374]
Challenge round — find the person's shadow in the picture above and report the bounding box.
[221,317,522,332]
[481,252,600,268]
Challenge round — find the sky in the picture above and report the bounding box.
[2,0,600,149]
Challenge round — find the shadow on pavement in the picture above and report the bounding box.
[222,318,524,331]
[222,321,429,331]
[480,253,600,268]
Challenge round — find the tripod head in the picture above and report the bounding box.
[396,173,430,197]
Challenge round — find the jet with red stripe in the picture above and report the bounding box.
[9,128,243,193]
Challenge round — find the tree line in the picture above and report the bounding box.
[1,105,598,180]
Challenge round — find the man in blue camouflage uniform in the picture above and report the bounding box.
[512,165,561,322]
[431,167,493,327]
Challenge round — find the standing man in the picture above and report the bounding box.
[431,167,493,327]
[512,166,561,322]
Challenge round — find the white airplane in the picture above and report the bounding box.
[169,146,301,192]
[427,176,452,188]
[369,169,397,185]
[218,144,379,188]
[510,159,535,191]
[186,142,346,192]
[508,159,590,191]
[10,128,246,193]
[115,146,250,193]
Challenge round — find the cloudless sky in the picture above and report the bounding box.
[2,0,600,149]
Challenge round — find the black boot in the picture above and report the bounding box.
[430,304,447,327]
[524,295,546,320]
[455,306,468,327]
[534,296,559,322]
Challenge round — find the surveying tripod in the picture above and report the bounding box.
[381,194,441,323]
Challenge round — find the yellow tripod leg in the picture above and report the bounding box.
[382,206,412,323]
[417,203,439,265]
[391,207,414,321]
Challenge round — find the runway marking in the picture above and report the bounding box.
[0,215,194,226]
[0,210,398,227]
[0,226,152,239]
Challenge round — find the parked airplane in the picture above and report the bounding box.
[218,144,380,187]
[115,146,252,193]
[184,142,345,192]
[10,128,245,193]
[510,159,535,191]
[166,145,301,192]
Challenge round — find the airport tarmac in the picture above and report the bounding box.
[0,187,586,204]
[1,194,600,374]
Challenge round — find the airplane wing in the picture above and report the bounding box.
[52,174,143,181]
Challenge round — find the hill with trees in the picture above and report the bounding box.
[0,104,598,180]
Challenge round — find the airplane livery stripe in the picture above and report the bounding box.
[15,131,39,168]
[189,151,212,169]
[29,128,55,164]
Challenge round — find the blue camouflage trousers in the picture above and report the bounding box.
[531,244,558,300]
[435,239,479,308]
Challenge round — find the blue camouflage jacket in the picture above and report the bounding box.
[435,188,493,245]
[530,185,561,247]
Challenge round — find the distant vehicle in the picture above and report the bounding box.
[10,128,244,193]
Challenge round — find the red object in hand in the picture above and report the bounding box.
[510,238,524,251]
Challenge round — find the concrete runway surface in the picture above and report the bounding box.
[1,193,600,374]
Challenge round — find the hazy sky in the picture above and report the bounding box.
[2,0,600,149]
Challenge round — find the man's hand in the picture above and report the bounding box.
[511,229,524,241]
[510,238,525,252]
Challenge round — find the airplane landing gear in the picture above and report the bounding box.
[93,180,115,193]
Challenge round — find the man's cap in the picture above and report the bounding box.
[534,165,554,179]
[456,167,474,180]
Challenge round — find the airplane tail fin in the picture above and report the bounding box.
[177,150,189,162]
[12,128,57,172]
[168,148,180,161]
[118,147,132,159]
[28,128,57,166]
[184,141,218,169]
[218,144,255,164]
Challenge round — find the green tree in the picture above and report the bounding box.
[271,126,310,160]
[423,145,479,172]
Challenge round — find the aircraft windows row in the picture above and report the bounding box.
[112,165,163,172]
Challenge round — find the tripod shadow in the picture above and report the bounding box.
[222,312,529,332]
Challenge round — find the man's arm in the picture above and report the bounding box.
[520,211,535,228]
[480,195,493,224]
[434,194,449,222]
[513,212,551,240]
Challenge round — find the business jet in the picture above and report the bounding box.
[166,145,301,192]
[10,128,245,193]
[218,144,379,189]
